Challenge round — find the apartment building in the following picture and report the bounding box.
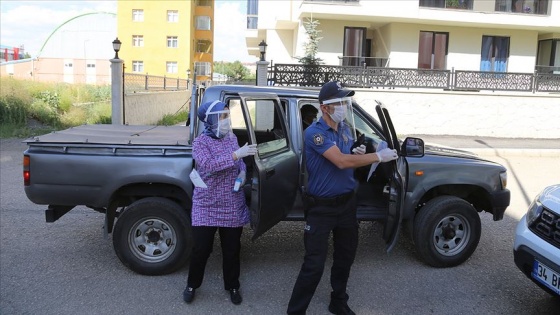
[245,0,560,73]
[117,0,215,82]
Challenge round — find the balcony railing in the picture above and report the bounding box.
[124,73,189,93]
[419,0,473,10]
[338,56,389,67]
[268,63,560,93]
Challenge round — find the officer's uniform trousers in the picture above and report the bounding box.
[287,194,359,314]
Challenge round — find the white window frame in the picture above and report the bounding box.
[194,62,211,76]
[166,62,178,74]
[132,35,144,47]
[132,61,144,73]
[167,10,178,22]
[167,36,178,48]
[132,9,144,22]
[195,16,211,30]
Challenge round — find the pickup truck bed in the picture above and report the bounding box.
[24,124,190,146]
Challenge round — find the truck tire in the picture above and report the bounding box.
[113,197,192,275]
[413,195,481,268]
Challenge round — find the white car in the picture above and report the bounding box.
[514,184,560,297]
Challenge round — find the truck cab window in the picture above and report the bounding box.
[245,99,287,156]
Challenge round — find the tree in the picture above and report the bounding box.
[296,18,323,66]
[214,61,251,81]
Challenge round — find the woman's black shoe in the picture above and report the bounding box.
[229,288,242,305]
[183,287,195,304]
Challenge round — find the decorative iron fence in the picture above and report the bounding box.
[268,64,560,93]
[124,73,189,93]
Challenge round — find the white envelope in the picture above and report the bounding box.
[189,169,208,188]
[367,140,388,182]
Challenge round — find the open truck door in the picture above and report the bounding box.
[375,102,407,252]
[238,93,299,240]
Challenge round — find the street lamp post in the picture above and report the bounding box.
[258,40,268,61]
[111,37,124,125]
[112,38,122,59]
[256,40,269,86]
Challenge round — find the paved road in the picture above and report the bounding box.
[1,137,559,315]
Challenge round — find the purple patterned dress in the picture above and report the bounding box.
[191,133,250,227]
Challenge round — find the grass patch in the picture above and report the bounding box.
[157,110,188,126]
[0,77,111,138]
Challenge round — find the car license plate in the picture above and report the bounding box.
[532,260,560,295]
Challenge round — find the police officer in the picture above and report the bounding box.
[287,81,398,315]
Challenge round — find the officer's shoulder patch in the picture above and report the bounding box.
[313,133,324,146]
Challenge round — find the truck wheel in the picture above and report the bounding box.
[113,197,192,275]
[413,196,481,268]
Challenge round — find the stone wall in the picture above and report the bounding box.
[124,90,190,125]
[123,87,559,139]
[353,89,560,139]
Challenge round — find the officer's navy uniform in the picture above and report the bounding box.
[287,116,359,314]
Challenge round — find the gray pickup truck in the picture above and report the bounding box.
[23,85,510,275]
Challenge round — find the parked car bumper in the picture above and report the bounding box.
[514,214,560,296]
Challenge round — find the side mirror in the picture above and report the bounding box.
[401,137,424,157]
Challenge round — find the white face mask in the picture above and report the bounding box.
[328,105,347,123]
[218,118,231,138]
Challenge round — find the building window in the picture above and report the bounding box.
[195,62,211,76]
[132,61,144,73]
[167,36,178,48]
[536,39,560,73]
[195,16,211,30]
[196,0,212,6]
[64,63,73,68]
[495,0,549,14]
[167,10,178,22]
[166,62,178,74]
[343,27,367,67]
[132,9,144,21]
[196,40,212,53]
[419,0,473,10]
[247,0,258,29]
[132,35,144,47]
[418,31,449,70]
[87,63,96,68]
[480,36,510,72]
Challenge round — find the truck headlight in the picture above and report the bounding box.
[499,171,507,189]
[526,197,543,226]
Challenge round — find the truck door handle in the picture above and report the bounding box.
[265,168,275,179]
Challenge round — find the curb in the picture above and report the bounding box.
[464,148,560,158]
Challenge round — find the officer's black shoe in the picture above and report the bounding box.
[229,288,242,305]
[183,287,195,304]
[328,301,356,315]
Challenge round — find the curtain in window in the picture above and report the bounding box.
[480,36,493,71]
[494,37,509,72]
[418,32,433,69]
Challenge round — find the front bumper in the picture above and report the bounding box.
[490,189,510,220]
[513,215,560,296]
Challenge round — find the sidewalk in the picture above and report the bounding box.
[416,134,560,157]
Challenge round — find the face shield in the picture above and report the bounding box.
[323,97,357,141]
[204,101,231,138]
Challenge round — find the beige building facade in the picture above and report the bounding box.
[245,0,560,73]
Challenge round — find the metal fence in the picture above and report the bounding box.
[268,64,560,93]
[124,73,190,93]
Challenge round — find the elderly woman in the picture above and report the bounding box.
[183,100,257,305]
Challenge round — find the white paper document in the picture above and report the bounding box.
[367,140,388,182]
[189,169,208,188]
